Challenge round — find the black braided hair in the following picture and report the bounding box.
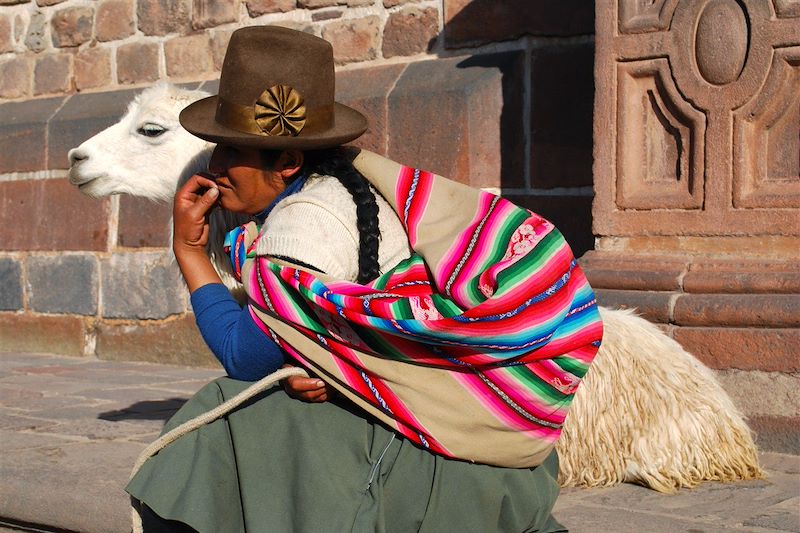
[306,149,381,284]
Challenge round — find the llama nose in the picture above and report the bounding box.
[68,148,87,166]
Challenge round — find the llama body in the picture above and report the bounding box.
[70,83,762,492]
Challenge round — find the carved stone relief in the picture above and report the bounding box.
[594,0,799,238]
[734,47,800,208]
[694,0,749,86]
[616,60,704,209]
[618,0,678,33]
[773,0,800,17]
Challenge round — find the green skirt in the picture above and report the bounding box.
[127,378,566,533]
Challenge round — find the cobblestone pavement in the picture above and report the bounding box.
[1,353,798,532]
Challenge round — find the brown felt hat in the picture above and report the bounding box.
[179,26,367,150]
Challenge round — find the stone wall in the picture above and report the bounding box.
[0,1,596,364]
[589,0,800,453]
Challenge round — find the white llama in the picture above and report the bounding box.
[69,83,762,492]
[68,83,249,295]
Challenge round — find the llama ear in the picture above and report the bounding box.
[277,150,304,179]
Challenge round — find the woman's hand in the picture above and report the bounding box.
[173,174,223,292]
[173,174,219,255]
[282,364,333,402]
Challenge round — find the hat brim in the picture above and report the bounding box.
[179,95,368,150]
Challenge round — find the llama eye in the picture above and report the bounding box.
[137,123,166,137]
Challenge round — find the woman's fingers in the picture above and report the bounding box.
[177,175,218,214]
[283,372,330,403]
[193,186,219,215]
[178,173,217,197]
[173,174,219,251]
[287,375,326,391]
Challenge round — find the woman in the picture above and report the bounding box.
[128,25,600,532]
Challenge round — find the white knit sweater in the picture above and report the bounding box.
[255,174,412,282]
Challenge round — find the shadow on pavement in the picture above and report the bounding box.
[98,398,188,422]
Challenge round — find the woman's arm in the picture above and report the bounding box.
[172,174,327,394]
[191,283,287,380]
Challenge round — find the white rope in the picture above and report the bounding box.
[129,366,309,533]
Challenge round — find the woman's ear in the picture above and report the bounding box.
[276,150,304,179]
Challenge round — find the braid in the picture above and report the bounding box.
[309,151,381,284]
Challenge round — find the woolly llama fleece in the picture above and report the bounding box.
[69,83,763,492]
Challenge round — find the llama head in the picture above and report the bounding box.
[68,82,214,202]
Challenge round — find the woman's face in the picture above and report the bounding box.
[207,145,284,214]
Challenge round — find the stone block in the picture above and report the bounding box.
[514,195,594,259]
[384,0,419,6]
[0,96,63,172]
[96,315,216,367]
[716,369,800,419]
[33,53,71,96]
[118,196,172,248]
[192,0,238,29]
[74,47,113,91]
[100,252,186,319]
[335,63,405,155]
[298,0,336,7]
[24,11,46,53]
[683,260,800,294]
[0,55,32,100]
[0,14,12,53]
[674,327,800,372]
[311,9,341,21]
[443,0,594,48]
[96,0,135,42]
[321,16,380,65]
[530,43,594,189]
[137,0,191,36]
[14,13,23,42]
[47,87,141,169]
[747,415,800,455]
[50,6,93,48]
[36,0,67,4]
[593,288,674,324]
[382,6,438,58]
[0,257,23,311]
[388,52,525,189]
[245,0,296,16]
[0,0,33,4]
[165,34,213,78]
[0,313,86,356]
[26,255,98,315]
[594,235,800,259]
[0,179,109,251]
[116,42,159,85]
[579,251,689,291]
[210,29,232,71]
[674,294,800,328]
[0,439,141,533]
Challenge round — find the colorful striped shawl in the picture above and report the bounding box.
[233,149,603,468]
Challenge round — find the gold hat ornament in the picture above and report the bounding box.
[255,85,307,136]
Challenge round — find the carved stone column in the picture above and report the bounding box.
[590,0,800,453]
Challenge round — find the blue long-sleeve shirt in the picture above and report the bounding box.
[190,283,285,381]
[190,176,315,380]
